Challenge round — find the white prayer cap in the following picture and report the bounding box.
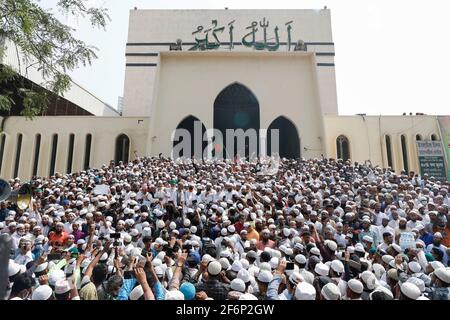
[324,240,337,252]
[347,279,364,294]
[35,262,48,273]
[330,260,344,274]
[32,285,53,300]
[310,247,321,256]
[314,262,329,277]
[8,260,24,277]
[156,220,165,229]
[154,266,164,277]
[202,254,214,263]
[208,261,222,276]
[360,271,378,290]
[239,293,258,300]
[123,234,132,242]
[434,267,450,284]
[295,254,307,264]
[240,259,249,270]
[259,262,271,272]
[230,278,246,293]
[165,290,185,300]
[237,269,250,283]
[269,257,279,269]
[406,277,425,292]
[370,286,394,300]
[219,257,231,271]
[408,261,421,274]
[271,249,281,259]
[54,279,71,294]
[400,282,421,300]
[152,258,162,267]
[257,270,273,283]
[381,255,394,265]
[354,243,365,253]
[430,261,445,271]
[321,283,341,300]
[372,263,385,280]
[48,269,66,286]
[295,282,316,300]
[231,260,242,272]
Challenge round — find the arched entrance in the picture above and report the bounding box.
[115,134,130,164]
[173,115,207,159]
[267,116,300,159]
[336,135,350,161]
[214,83,260,159]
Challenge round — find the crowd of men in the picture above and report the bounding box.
[2,156,450,300]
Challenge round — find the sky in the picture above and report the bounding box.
[40,0,450,115]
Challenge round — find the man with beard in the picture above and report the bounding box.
[377,232,394,252]
[376,213,394,244]
[388,206,400,229]
[426,232,448,265]
[358,217,378,248]
[428,268,450,300]
[256,229,275,250]
[418,224,434,246]
[48,222,69,247]
[394,217,408,241]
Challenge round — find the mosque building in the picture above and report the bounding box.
[0,9,449,182]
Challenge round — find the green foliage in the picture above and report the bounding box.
[0,0,110,119]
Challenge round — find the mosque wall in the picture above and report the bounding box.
[123,9,338,117]
[0,116,149,180]
[148,51,326,159]
[323,115,442,175]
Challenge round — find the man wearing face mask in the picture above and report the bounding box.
[32,236,46,260]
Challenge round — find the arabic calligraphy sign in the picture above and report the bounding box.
[188,18,306,52]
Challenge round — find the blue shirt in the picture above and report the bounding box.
[420,232,434,247]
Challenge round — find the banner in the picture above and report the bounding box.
[438,116,450,182]
[93,184,110,195]
[399,232,416,250]
[416,141,447,182]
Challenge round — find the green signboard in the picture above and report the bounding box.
[438,116,450,182]
[416,141,447,182]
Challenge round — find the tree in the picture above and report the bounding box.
[0,0,109,118]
